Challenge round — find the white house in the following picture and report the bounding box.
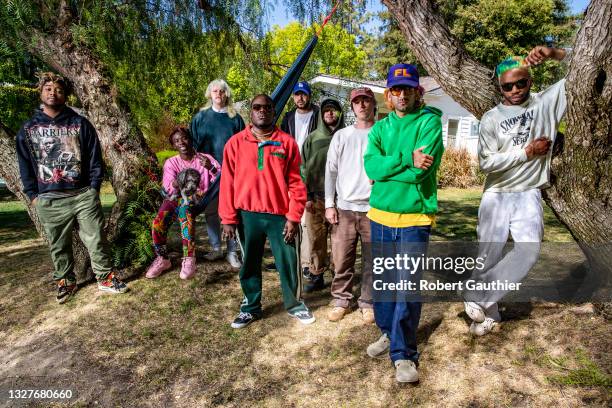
[308,74,480,156]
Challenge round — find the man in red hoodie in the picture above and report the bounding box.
[219,94,315,328]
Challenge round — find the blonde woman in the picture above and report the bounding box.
[190,79,245,268]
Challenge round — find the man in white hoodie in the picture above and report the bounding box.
[464,46,570,336]
[324,87,376,323]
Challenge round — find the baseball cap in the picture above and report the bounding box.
[386,64,419,88]
[292,81,312,96]
[350,87,375,103]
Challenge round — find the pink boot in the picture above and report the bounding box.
[146,256,172,278]
[179,257,196,280]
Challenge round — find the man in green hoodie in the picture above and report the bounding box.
[363,64,444,383]
[301,98,345,292]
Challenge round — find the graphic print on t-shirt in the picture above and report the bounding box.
[499,109,534,147]
[26,124,81,184]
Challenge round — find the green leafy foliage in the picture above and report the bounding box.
[156,150,178,167]
[111,176,161,268]
[0,85,38,132]
[268,22,367,79]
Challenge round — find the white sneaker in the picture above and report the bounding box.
[288,309,316,325]
[226,251,242,269]
[366,333,390,358]
[469,317,499,336]
[394,359,419,383]
[464,301,485,323]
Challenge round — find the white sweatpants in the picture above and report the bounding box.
[468,189,544,307]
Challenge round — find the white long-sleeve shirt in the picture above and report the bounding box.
[324,125,372,212]
[478,79,566,192]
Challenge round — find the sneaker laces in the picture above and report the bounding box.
[237,312,253,320]
[153,257,167,268]
[293,310,311,318]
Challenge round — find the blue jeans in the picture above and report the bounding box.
[370,220,431,364]
[193,178,237,253]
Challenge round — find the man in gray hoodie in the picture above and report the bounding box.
[463,46,570,336]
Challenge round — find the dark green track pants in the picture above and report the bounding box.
[237,211,307,315]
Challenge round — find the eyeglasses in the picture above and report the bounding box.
[389,86,415,97]
[252,104,273,112]
[500,78,529,92]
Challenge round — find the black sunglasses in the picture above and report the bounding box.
[252,103,273,112]
[500,78,529,92]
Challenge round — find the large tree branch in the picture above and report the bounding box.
[381,0,500,118]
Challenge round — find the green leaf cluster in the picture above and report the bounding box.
[0,85,39,132]
[112,175,162,268]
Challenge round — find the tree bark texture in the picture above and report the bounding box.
[384,0,611,284]
[381,0,501,118]
[0,122,94,283]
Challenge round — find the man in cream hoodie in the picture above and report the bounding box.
[463,46,571,336]
[324,88,376,323]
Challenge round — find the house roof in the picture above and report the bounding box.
[308,73,442,94]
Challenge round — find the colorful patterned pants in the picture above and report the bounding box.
[152,198,196,258]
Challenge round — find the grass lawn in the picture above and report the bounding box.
[0,186,609,407]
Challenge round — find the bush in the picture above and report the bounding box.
[438,147,481,188]
[112,176,161,268]
[156,150,178,166]
[0,85,39,132]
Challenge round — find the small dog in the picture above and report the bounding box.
[175,168,201,205]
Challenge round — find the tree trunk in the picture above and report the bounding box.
[381,0,501,118]
[383,0,612,283]
[0,122,94,283]
[25,28,160,243]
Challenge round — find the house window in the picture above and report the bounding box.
[447,119,459,147]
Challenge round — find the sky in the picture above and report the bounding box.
[267,0,592,30]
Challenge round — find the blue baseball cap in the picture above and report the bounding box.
[386,64,419,88]
[292,81,312,96]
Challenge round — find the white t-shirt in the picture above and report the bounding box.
[294,110,314,152]
[325,125,372,212]
[478,79,566,192]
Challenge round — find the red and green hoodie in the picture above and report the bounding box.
[219,125,307,224]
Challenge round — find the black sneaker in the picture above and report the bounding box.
[304,273,325,293]
[231,312,261,329]
[56,279,77,304]
[302,266,311,280]
[97,272,129,294]
[288,308,316,325]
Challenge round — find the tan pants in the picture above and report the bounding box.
[330,209,372,309]
[304,199,331,274]
[300,213,310,268]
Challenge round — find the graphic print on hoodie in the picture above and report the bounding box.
[16,106,104,199]
[29,123,81,184]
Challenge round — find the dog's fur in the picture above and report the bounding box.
[175,168,201,205]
